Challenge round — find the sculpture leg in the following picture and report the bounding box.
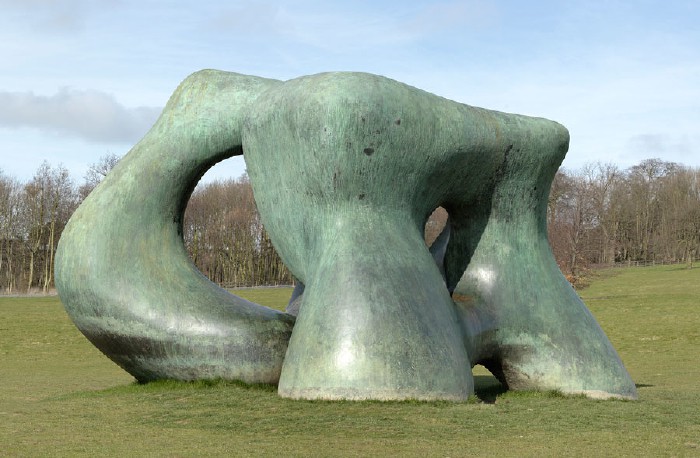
[447,143,638,400]
[277,210,473,400]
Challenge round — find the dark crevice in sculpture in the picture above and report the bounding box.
[427,215,451,284]
[285,280,304,317]
[56,70,637,401]
[476,359,509,390]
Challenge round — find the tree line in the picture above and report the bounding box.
[0,155,293,293]
[1,155,698,293]
[547,159,700,282]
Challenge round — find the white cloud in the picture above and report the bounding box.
[627,134,697,159]
[0,0,123,33]
[0,89,161,143]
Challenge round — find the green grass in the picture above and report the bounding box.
[1,267,699,456]
[226,286,293,310]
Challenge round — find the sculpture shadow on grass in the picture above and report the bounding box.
[55,70,637,401]
[473,375,508,404]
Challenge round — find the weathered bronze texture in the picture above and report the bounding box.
[55,70,637,401]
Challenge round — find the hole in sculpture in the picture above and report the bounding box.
[473,364,507,403]
[424,206,448,247]
[182,157,294,290]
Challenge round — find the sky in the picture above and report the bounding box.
[1,0,698,185]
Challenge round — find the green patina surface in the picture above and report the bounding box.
[55,70,636,401]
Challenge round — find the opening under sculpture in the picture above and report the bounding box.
[55,70,637,401]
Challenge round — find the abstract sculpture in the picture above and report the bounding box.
[55,70,637,401]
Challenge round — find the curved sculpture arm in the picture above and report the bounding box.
[55,70,294,383]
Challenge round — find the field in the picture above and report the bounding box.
[1,266,699,456]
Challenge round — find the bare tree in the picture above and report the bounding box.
[582,163,622,265]
[0,170,22,293]
[657,167,700,267]
[20,162,76,293]
[622,159,678,262]
[547,169,575,272]
[79,153,122,200]
[183,175,293,287]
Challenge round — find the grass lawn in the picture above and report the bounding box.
[1,266,699,456]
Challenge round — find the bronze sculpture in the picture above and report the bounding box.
[55,70,637,401]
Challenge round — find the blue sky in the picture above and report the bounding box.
[1,0,698,184]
